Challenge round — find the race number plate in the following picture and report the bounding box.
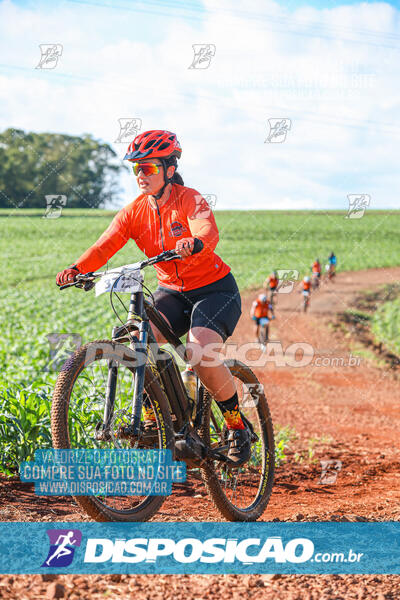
[95,263,143,296]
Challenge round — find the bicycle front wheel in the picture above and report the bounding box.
[199,359,274,521]
[51,339,174,522]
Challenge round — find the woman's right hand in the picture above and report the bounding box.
[56,265,80,286]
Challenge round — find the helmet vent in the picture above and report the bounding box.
[143,139,157,149]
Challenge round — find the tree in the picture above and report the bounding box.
[0,129,128,209]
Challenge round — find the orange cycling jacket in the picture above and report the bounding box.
[252,299,271,319]
[312,262,321,273]
[268,276,278,288]
[73,183,230,292]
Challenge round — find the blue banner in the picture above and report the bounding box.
[0,522,399,574]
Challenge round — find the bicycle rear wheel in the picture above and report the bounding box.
[51,339,174,522]
[199,359,274,521]
[259,324,269,344]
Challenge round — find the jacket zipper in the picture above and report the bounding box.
[155,199,165,251]
[155,197,185,291]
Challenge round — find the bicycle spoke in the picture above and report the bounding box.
[205,374,270,512]
[66,355,163,513]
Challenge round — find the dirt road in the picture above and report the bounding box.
[1,267,399,598]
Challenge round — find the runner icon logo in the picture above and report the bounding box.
[41,529,82,568]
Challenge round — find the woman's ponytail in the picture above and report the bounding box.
[171,171,184,185]
[165,156,184,186]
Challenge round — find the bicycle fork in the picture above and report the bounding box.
[96,292,149,441]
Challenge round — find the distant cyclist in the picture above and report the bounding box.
[301,275,311,312]
[251,293,275,343]
[264,271,279,304]
[311,259,321,277]
[311,258,321,289]
[328,252,337,277]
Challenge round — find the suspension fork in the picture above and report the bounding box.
[103,354,118,431]
[97,291,149,440]
[124,290,149,436]
[130,319,149,435]
[95,326,128,441]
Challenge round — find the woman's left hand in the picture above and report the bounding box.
[175,237,195,258]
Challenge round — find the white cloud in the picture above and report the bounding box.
[0,0,399,209]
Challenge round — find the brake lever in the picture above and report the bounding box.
[83,280,96,291]
[59,272,95,291]
[59,281,78,291]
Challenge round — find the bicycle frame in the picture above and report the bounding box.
[103,289,195,438]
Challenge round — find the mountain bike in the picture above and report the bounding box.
[302,290,310,312]
[311,272,320,290]
[324,264,336,282]
[257,316,275,350]
[269,288,277,308]
[257,317,269,350]
[52,248,275,522]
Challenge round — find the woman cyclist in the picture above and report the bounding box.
[56,130,250,464]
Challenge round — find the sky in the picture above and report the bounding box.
[0,0,399,210]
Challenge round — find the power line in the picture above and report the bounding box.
[1,63,399,136]
[67,0,400,50]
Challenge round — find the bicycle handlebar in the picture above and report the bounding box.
[59,238,204,291]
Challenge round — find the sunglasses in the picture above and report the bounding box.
[132,162,162,177]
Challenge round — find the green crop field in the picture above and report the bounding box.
[1,208,399,472]
[372,297,400,357]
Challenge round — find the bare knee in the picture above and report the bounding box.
[187,327,225,368]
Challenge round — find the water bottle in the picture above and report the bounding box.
[181,365,197,415]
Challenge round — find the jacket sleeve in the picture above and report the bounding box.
[184,190,219,253]
[73,208,132,273]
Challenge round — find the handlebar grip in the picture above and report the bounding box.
[192,238,204,255]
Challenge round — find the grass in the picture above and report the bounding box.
[274,425,297,466]
[372,297,400,357]
[1,209,399,472]
[1,209,400,290]
[341,284,400,363]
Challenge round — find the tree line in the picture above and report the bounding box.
[0,128,127,209]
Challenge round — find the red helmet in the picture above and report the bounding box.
[124,130,182,162]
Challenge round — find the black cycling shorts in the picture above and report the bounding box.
[152,272,242,342]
